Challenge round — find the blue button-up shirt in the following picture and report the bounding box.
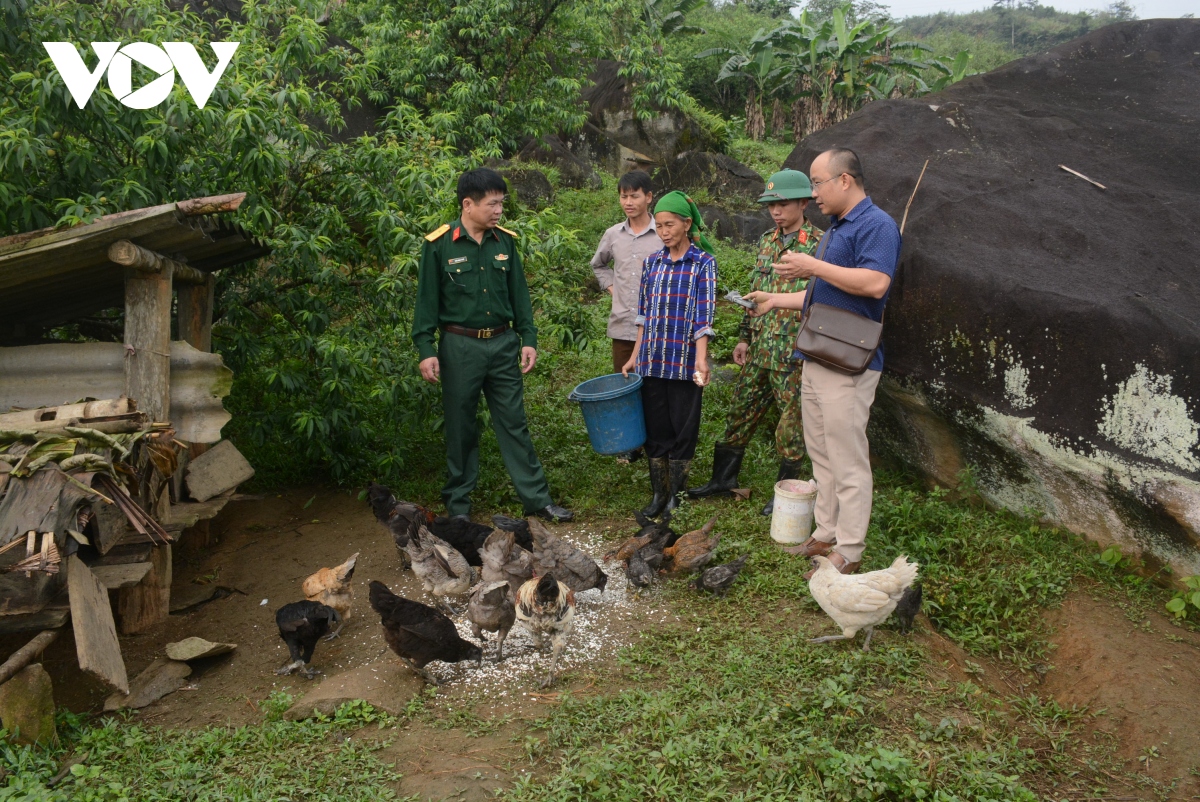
[801,197,901,372]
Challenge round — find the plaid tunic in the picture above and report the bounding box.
[634,244,717,381]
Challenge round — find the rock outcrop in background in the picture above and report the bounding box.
[785,20,1200,580]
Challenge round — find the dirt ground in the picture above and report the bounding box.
[10,489,1200,800]
[18,487,682,800]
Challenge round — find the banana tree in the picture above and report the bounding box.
[696,30,788,141]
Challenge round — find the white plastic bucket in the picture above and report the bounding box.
[770,479,818,544]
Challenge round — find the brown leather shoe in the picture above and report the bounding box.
[804,551,862,580]
[781,537,835,557]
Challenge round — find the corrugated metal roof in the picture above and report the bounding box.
[0,341,233,443]
[0,193,270,329]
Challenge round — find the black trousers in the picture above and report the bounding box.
[641,376,703,460]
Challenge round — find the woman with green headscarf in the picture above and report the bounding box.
[620,190,718,518]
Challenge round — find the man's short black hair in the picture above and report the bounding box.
[825,148,865,187]
[617,170,653,195]
[457,168,508,205]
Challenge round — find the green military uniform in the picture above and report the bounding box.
[721,221,820,459]
[412,220,554,516]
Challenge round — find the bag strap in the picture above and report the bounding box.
[802,227,835,315]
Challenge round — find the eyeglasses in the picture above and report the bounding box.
[811,173,846,191]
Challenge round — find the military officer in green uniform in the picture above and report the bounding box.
[413,168,574,522]
[689,169,821,515]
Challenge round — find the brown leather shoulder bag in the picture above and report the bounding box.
[794,233,883,375]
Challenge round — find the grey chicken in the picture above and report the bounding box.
[894,582,923,634]
[625,548,655,590]
[275,600,340,678]
[404,524,472,614]
[692,554,748,596]
[467,580,517,662]
[479,528,534,594]
[528,517,607,594]
[368,580,481,684]
[515,573,575,688]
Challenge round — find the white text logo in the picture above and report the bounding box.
[42,42,240,110]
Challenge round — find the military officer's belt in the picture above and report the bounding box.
[442,324,509,339]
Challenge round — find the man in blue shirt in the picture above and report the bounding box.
[747,148,901,578]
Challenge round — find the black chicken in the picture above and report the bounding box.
[275,600,340,679]
[894,582,923,634]
[367,483,532,566]
[367,580,482,684]
[625,549,655,590]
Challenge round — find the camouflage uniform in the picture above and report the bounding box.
[720,223,821,460]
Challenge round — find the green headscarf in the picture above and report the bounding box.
[654,191,715,255]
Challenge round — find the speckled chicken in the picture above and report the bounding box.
[515,573,575,688]
[809,554,920,651]
[692,554,748,595]
[300,552,358,640]
[368,580,481,684]
[404,524,472,614]
[479,528,535,594]
[467,580,517,662]
[275,600,339,678]
[625,548,656,590]
[529,518,607,594]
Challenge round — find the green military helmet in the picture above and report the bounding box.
[757,169,813,203]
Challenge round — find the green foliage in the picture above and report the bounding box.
[903,0,1137,56]
[1165,575,1200,620]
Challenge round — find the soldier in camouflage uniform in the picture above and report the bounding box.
[689,169,821,515]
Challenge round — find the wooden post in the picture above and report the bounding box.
[122,265,173,423]
[177,272,215,353]
[117,544,171,635]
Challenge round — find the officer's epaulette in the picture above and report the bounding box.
[424,224,451,242]
[495,224,518,237]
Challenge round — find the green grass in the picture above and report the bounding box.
[728,138,797,180]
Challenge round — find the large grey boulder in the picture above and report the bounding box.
[518,135,602,190]
[655,152,765,201]
[784,20,1200,580]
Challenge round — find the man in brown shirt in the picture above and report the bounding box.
[590,171,664,373]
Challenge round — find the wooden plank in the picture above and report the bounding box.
[90,562,152,590]
[116,544,170,636]
[0,604,70,635]
[68,555,128,693]
[177,273,215,353]
[91,500,132,556]
[123,265,173,423]
[108,240,208,284]
[184,440,254,502]
[93,544,152,565]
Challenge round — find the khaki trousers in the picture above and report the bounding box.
[611,339,637,374]
[801,360,881,563]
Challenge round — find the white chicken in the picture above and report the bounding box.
[807,554,920,651]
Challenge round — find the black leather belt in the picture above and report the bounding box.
[442,324,509,339]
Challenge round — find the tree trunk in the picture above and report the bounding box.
[770,98,786,141]
[745,88,765,142]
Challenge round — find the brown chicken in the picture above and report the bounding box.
[603,516,661,562]
[529,518,607,594]
[479,528,534,594]
[662,516,718,562]
[300,552,358,640]
[663,517,721,575]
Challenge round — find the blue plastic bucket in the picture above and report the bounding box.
[568,373,646,455]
